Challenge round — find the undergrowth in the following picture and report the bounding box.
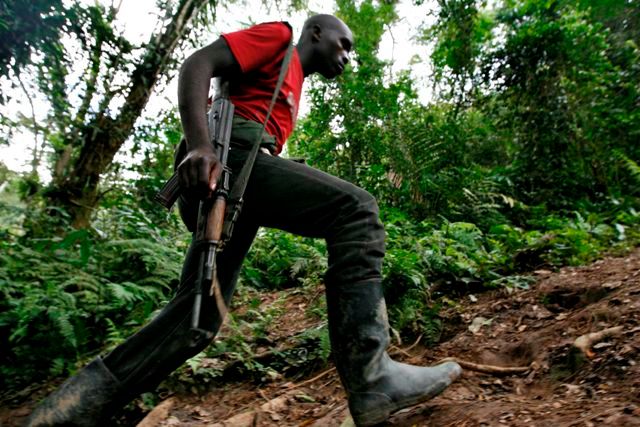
[2,177,639,391]
[0,200,186,390]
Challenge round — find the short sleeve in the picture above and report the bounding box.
[221,22,291,73]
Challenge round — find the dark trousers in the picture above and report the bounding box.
[102,146,386,404]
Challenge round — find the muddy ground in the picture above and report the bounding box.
[2,248,640,426]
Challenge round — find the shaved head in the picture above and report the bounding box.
[302,14,350,34]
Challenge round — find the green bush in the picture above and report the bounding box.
[379,202,640,339]
[0,202,184,390]
[240,229,327,290]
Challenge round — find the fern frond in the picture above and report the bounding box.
[613,149,640,185]
[48,309,78,349]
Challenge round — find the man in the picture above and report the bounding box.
[27,14,461,427]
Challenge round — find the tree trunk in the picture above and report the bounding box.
[49,0,210,228]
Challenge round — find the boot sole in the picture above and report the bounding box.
[352,365,462,426]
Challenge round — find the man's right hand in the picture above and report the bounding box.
[176,144,223,200]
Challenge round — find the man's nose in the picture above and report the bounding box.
[341,51,350,65]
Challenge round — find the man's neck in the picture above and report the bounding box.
[296,39,314,77]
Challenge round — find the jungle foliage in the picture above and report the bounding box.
[1,0,639,392]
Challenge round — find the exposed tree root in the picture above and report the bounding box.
[573,326,624,358]
[436,357,533,375]
[291,367,336,389]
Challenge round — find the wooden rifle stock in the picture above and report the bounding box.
[191,194,228,339]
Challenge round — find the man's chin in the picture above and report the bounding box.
[321,69,342,79]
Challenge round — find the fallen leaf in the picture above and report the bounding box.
[295,393,316,403]
[534,270,552,275]
[469,317,492,334]
[270,413,282,421]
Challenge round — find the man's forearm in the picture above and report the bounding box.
[178,52,215,151]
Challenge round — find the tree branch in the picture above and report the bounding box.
[13,67,41,175]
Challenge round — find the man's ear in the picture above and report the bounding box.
[312,24,322,43]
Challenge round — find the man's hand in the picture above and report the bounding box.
[177,145,222,200]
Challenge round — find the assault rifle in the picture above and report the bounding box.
[155,79,234,340]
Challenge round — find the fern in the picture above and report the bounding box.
[0,200,185,389]
[613,149,640,189]
[48,308,78,350]
[104,318,124,348]
[49,358,67,377]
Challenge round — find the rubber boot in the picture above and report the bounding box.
[25,357,121,427]
[326,281,462,426]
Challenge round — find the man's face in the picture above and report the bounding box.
[315,24,353,79]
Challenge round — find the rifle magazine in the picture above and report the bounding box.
[155,173,181,210]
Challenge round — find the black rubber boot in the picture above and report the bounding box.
[326,281,462,427]
[25,357,121,427]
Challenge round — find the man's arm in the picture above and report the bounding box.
[177,38,240,199]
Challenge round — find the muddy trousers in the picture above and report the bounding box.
[26,148,387,426]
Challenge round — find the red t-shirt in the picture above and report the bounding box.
[222,22,304,154]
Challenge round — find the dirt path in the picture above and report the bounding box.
[3,249,640,426]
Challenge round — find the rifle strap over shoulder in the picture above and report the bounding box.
[222,29,295,240]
